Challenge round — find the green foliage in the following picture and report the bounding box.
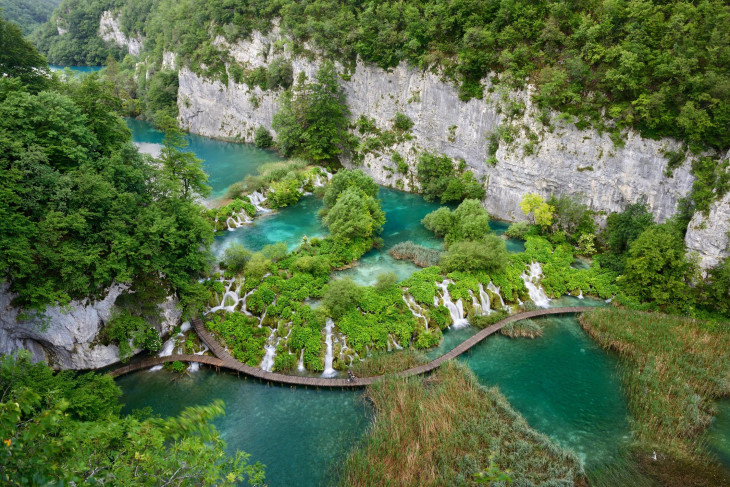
[104,309,162,360]
[205,198,256,231]
[222,243,252,275]
[392,112,414,132]
[0,75,213,312]
[0,15,49,89]
[547,194,595,242]
[322,169,378,210]
[159,116,210,199]
[322,278,363,320]
[272,62,351,162]
[206,312,268,366]
[322,186,385,242]
[440,236,508,274]
[0,0,58,34]
[392,151,408,173]
[621,224,697,311]
[422,199,491,246]
[504,221,529,239]
[0,353,265,486]
[416,152,484,203]
[253,126,273,148]
[688,156,730,215]
[701,257,730,315]
[374,271,398,293]
[519,193,554,227]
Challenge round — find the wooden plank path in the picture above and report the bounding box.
[110,307,593,386]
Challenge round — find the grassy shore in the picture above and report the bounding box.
[340,362,586,486]
[580,307,730,485]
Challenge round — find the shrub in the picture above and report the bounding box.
[374,272,399,293]
[439,236,509,273]
[222,243,252,275]
[254,126,273,148]
[322,278,363,319]
[504,221,529,239]
[422,199,491,245]
[393,112,414,132]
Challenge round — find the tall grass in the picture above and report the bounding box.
[580,308,730,458]
[389,241,442,267]
[351,349,427,377]
[340,362,586,486]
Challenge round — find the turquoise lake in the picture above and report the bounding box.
[121,118,727,485]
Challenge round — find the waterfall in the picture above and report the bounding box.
[249,191,270,213]
[226,211,252,230]
[260,328,279,372]
[487,282,507,310]
[207,279,246,314]
[578,290,584,299]
[521,262,551,308]
[322,319,336,377]
[297,349,305,372]
[436,280,469,328]
[403,295,428,330]
[188,343,210,373]
[240,289,255,316]
[477,283,492,315]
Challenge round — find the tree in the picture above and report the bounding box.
[322,187,385,241]
[159,116,211,199]
[0,353,265,486]
[322,169,379,211]
[702,257,730,314]
[604,203,654,254]
[621,224,695,309]
[519,193,554,227]
[223,243,252,275]
[272,61,351,161]
[322,278,363,319]
[439,235,508,273]
[422,199,491,245]
[0,15,48,89]
[254,126,273,148]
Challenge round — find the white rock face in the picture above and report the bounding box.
[0,284,181,370]
[98,11,144,56]
[685,153,730,270]
[178,30,695,225]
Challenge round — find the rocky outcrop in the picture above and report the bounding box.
[0,284,181,370]
[99,11,143,56]
[177,29,695,227]
[685,153,730,270]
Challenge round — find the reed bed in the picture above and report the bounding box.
[579,308,730,458]
[500,319,543,339]
[389,241,442,268]
[340,362,586,486]
[351,349,428,377]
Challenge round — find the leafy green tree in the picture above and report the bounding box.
[0,353,266,486]
[439,236,508,273]
[322,169,379,210]
[159,116,211,199]
[254,126,273,148]
[621,224,696,309]
[322,278,363,319]
[322,187,385,242]
[374,271,399,293]
[223,243,252,275]
[0,15,48,89]
[519,193,554,227]
[701,257,730,315]
[416,153,484,203]
[272,61,351,161]
[422,199,491,245]
[604,203,655,254]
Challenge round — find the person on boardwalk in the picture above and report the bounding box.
[348,370,357,383]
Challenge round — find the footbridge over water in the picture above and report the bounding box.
[111,306,594,387]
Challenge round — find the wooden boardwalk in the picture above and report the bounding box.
[111,307,593,387]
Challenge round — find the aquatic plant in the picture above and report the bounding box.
[340,362,585,486]
[350,350,427,377]
[388,241,441,267]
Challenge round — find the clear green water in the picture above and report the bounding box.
[127,119,283,199]
[708,400,730,469]
[117,369,370,487]
[49,65,103,73]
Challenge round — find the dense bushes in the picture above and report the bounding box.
[416,152,485,203]
[272,62,351,162]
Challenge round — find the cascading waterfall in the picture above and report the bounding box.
[208,280,245,314]
[477,283,492,315]
[487,282,507,310]
[225,211,252,230]
[436,280,469,328]
[188,343,210,372]
[578,290,584,299]
[240,289,255,316]
[249,191,270,213]
[322,319,336,377]
[260,328,279,372]
[521,262,551,308]
[403,295,428,330]
[297,349,305,372]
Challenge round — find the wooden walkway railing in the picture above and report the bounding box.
[111,306,593,387]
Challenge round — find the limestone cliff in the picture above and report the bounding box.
[98,11,143,57]
[0,284,181,370]
[177,30,697,228]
